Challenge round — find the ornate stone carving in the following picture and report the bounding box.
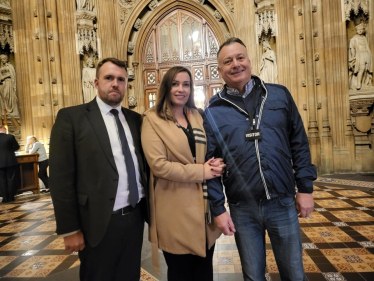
[39,77,43,84]
[77,27,97,55]
[33,10,38,17]
[0,54,19,118]
[195,0,205,4]
[50,56,55,62]
[76,0,95,12]
[259,40,278,83]
[52,77,57,84]
[301,80,306,87]
[82,53,96,103]
[134,18,143,30]
[316,78,321,85]
[128,42,135,54]
[40,99,44,106]
[148,0,158,10]
[299,33,304,40]
[300,56,305,63]
[298,9,303,16]
[314,53,319,61]
[127,68,135,80]
[344,0,369,21]
[224,0,234,13]
[224,33,231,41]
[46,11,52,18]
[118,0,140,26]
[35,32,39,39]
[0,0,10,7]
[256,9,276,41]
[128,95,137,107]
[317,102,322,109]
[37,56,41,62]
[214,10,222,21]
[312,5,317,13]
[303,104,307,110]
[0,23,13,52]
[53,99,58,106]
[48,33,53,40]
[348,23,373,90]
[254,0,275,10]
[313,30,318,37]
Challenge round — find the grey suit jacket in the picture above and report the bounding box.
[49,99,149,247]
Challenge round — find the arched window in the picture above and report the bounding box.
[143,9,222,110]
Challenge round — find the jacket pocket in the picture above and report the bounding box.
[262,100,287,128]
[77,194,88,206]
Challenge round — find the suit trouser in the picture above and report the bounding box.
[0,165,18,202]
[78,201,145,281]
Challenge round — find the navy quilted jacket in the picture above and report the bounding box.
[204,75,317,217]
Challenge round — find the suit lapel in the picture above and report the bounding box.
[86,100,117,171]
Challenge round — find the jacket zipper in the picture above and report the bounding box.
[216,79,271,200]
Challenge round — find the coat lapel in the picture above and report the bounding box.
[85,100,117,171]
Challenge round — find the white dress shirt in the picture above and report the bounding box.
[96,96,144,210]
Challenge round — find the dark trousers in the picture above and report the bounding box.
[38,159,49,189]
[78,202,145,281]
[163,243,215,281]
[0,165,18,202]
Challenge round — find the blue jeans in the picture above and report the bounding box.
[229,196,305,281]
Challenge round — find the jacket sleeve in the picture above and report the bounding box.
[12,136,20,151]
[204,108,226,217]
[287,90,317,193]
[141,115,204,183]
[49,109,81,235]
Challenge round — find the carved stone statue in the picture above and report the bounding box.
[0,54,19,117]
[76,0,94,11]
[348,23,373,90]
[82,55,97,103]
[259,41,278,83]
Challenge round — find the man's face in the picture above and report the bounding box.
[218,42,252,91]
[95,62,127,107]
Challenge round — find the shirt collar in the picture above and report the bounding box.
[226,79,255,99]
[96,96,122,115]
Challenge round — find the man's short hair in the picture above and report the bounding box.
[217,37,247,58]
[96,57,127,79]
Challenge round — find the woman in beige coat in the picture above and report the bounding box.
[141,66,224,281]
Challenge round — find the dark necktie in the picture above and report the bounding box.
[110,109,139,207]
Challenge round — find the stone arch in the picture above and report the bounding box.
[117,0,235,112]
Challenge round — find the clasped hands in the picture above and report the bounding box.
[203,157,225,180]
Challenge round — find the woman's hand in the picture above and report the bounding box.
[203,157,226,180]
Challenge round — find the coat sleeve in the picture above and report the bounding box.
[141,115,204,183]
[287,90,317,193]
[12,136,20,151]
[49,109,81,235]
[204,108,226,217]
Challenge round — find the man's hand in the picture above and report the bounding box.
[63,231,85,252]
[214,212,236,236]
[295,193,314,218]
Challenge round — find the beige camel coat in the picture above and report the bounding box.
[141,109,221,257]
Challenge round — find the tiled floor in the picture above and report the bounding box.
[0,176,373,280]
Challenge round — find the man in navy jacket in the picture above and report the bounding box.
[204,37,317,281]
[0,125,20,202]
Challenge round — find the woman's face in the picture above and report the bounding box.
[169,72,191,109]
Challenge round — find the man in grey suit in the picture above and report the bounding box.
[49,58,149,281]
[0,125,20,202]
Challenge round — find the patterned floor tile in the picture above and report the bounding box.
[330,210,374,222]
[0,222,37,233]
[0,235,49,251]
[315,199,353,209]
[0,256,17,269]
[31,220,56,232]
[4,255,68,277]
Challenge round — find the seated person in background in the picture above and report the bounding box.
[25,136,49,193]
